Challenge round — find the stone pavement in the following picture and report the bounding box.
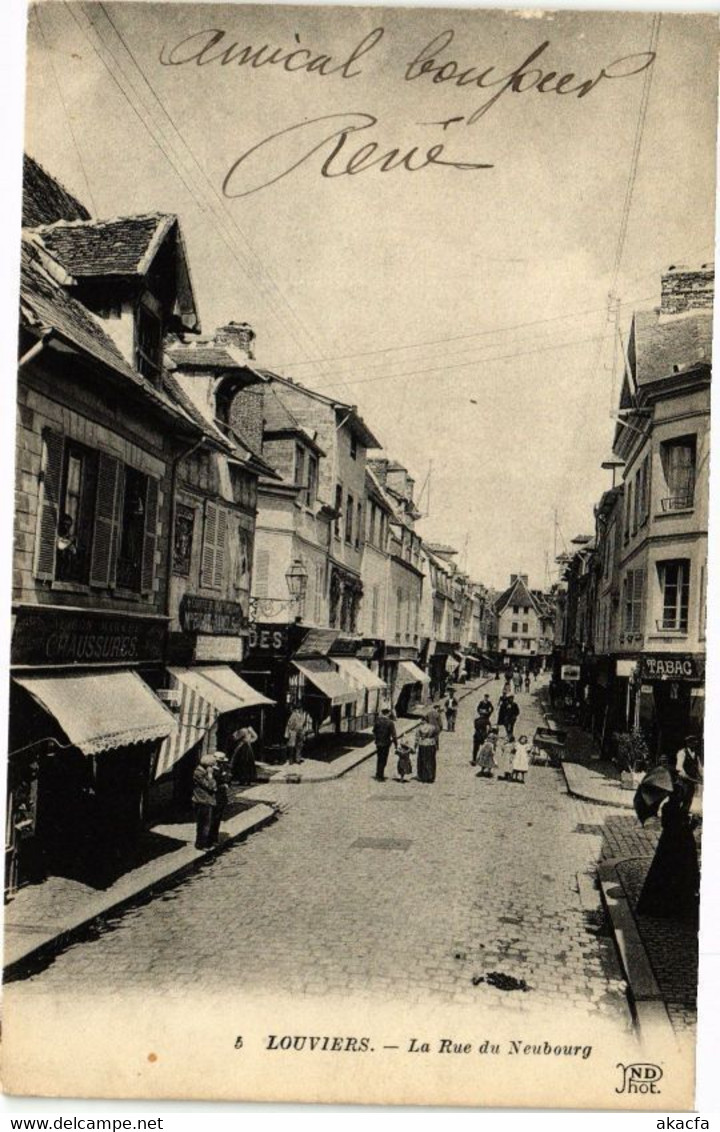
[555,715,700,1036]
[3,679,489,976]
[7,680,633,1031]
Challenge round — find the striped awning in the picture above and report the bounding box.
[396,661,431,689]
[292,659,357,705]
[155,667,274,780]
[332,657,386,693]
[13,670,177,757]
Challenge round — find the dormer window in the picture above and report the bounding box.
[135,299,163,383]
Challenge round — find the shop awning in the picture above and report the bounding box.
[332,657,386,693]
[292,659,357,705]
[169,666,275,713]
[396,660,431,689]
[13,670,177,756]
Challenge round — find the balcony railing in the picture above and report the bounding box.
[660,494,694,512]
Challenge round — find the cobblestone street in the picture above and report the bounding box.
[11,685,632,1025]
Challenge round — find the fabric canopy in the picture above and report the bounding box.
[13,669,177,756]
[332,657,386,693]
[396,660,431,689]
[169,666,275,713]
[154,667,273,781]
[292,658,357,705]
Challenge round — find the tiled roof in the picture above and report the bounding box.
[260,371,382,450]
[33,214,175,277]
[494,576,539,615]
[20,237,202,435]
[161,373,233,452]
[168,344,254,371]
[23,155,90,229]
[631,307,713,385]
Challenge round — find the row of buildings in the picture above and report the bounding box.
[7,156,554,896]
[552,263,711,765]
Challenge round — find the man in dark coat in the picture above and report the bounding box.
[192,754,217,850]
[472,695,494,764]
[504,694,520,739]
[373,709,398,781]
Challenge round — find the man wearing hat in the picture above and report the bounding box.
[675,735,703,808]
[192,753,217,850]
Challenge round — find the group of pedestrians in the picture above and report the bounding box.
[191,725,259,850]
[372,689,459,785]
[470,676,533,785]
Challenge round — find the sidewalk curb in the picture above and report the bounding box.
[252,677,495,787]
[4,678,494,978]
[561,760,635,810]
[597,855,677,1043]
[3,802,277,980]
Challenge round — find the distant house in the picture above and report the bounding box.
[494,574,547,670]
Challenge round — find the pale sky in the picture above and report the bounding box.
[23,1,718,590]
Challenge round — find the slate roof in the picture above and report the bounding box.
[630,307,713,386]
[258,371,381,450]
[22,154,90,229]
[33,214,176,277]
[168,344,256,371]
[20,237,202,435]
[494,576,539,615]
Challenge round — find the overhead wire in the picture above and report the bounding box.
[312,332,605,390]
[34,4,98,214]
[90,2,353,398]
[64,1,340,384]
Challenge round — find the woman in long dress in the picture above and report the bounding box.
[230,726,258,786]
[637,783,700,922]
[415,721,439,783]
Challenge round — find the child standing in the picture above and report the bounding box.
[396,742,413,782]
[512,735,530,783]
[496,737,514,781]
[476,728,498,778]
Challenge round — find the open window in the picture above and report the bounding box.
[660,435,696,512]
[135,300,163,384]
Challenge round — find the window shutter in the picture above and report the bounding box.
[35,430,64,581]
[141,476,160,595]
[90,454,123,588]
[213,506,227,590]
[201,500,218,588]
[632,569,645,632]
[254,547,270,597]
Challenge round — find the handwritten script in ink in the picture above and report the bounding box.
[159,26,656,197]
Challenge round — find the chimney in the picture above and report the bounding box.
[660,264,714,315]
[386,465,408,498]
[215,321,256,358]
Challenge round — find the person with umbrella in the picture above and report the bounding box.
[634,767,700,922]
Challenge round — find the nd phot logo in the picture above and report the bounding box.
[616,1062,663,1094]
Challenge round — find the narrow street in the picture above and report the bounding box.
[10,683,630,1025]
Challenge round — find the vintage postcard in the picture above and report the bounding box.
[1,0,717,1109]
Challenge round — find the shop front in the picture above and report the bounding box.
[8,605,175,896]
[155,593,274,808]
[636,653,705,760]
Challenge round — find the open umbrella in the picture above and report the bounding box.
[634,765,674,824]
